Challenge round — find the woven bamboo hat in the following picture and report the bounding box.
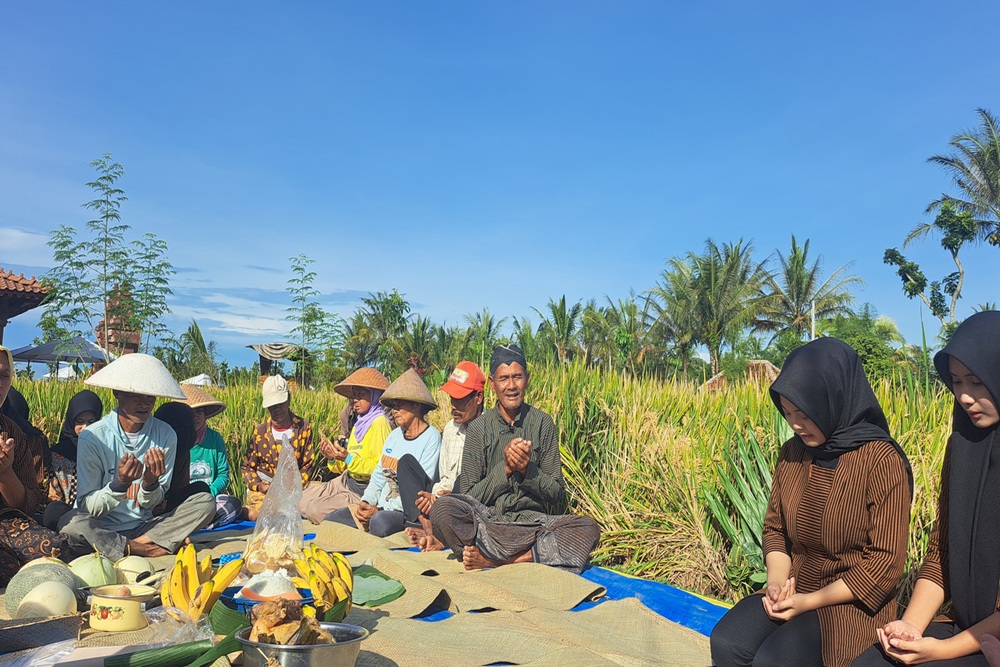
[85,353,186,399]
[334,367,390,398]
[380,369,437,410]
[174,384,227,419]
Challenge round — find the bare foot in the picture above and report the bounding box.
[418,533,445,552]
[404,527,427,546]
[247,507,259,522]
[462,545,502,570]
[127,539,170,558]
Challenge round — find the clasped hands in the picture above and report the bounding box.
[503,437,531,476]
[875,620,947,665]
[116,448,166,489]
[319,432,348,462]
[761,576,812,621]
[354,500,378,529]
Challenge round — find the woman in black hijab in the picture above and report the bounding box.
[712,337,912,667]
[859,311,1000,666]
[42,389,103,530]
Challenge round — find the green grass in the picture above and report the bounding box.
[16,364,951,603]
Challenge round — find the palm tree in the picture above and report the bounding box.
[686,239,771,376]
[647,261,699,376]
[533,295,583,364]
[398,314,437,375]
[926,108,1000,246]
[358,290,410,373]
[757,236,861,340]
[464,308,508,371]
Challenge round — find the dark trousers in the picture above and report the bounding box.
[852,622,989,666]
[397,453,434,526]
[325,506,406,537]
[710,593,822,667]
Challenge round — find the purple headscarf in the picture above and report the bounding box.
[352,388,386,442]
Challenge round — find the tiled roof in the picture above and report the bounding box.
[0,267,50,296]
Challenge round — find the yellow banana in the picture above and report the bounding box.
[330,575,352,615]
[294,558,312,581]
[188,580,214,621]
[302,604,316,618]
[169,563,189,610]
[309,556,336,584]
[331,552,353,592]
[182,544,199,602]
[198,555,213,584]
[312,547,337,575]
[291,576,311,590]
[210,558,244,592]
[309,571,328,610]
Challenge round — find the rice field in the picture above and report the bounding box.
[15,364,952,603]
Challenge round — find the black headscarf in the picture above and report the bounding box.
[933,310,1000,628]
[769,337,912,487]
[1,385,48,447]
[52,390,104,462]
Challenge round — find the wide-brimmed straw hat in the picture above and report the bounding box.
[334,367,390,398]
[380,369,437,410]
[174,384,226,419]
[86,353,186,399]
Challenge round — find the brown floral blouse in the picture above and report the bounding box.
[241,414,313,492]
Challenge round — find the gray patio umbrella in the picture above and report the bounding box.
[10,336,116,365]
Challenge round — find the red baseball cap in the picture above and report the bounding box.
[440,361,486,399]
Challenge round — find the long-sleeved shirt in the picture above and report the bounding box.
[433,419,468,495]
[458,403,565,521]
[361,426,441,512]
[327,415,391,482]
[76,410,177,532]
[762,438,911,667]
[189,427,230,495]
[242,414,312,492]
[0,414,45,516]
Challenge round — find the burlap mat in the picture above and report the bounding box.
[0,614,82,653]
[344,548,605,617]
[310,521,413,553]
[347,597,710,666]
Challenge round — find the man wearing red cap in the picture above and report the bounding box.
[404,361,485,548]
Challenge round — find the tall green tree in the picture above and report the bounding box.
[686,239,772,376]
[464,308,508,372]
[884,201,977,334]
[757,236,860,340]
[926,108,1000,246]
[41,154,173,357]
[647,260,700,376]
[358,290,410,374]
[533,295,582,364]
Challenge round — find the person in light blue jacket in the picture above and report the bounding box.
[325,369,441,537]
[57,354,215,560]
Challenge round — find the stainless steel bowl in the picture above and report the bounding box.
[235,622,369,667]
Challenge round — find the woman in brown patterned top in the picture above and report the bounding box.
[857,311,1000,666]
[0,345,69,584]
[712,337,912,667]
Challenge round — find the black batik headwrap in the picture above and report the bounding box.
[769,337,912,486]
[52,390,104,462]
[933,310,1000,628]
[490,343,528,375]
[0,386,46,445]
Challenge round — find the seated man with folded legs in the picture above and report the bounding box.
[403,360,485,550]
[429,344,601,573]
[59,354,215,560]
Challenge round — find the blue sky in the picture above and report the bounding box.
[2,2,998,367]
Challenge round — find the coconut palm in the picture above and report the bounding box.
[358,290,410,373]
[926,108,1000,246]
[647,260,699,376]
[464,308,508,372]
[757,236,861,340]
[686,239,772,376]
[533,295,583,365]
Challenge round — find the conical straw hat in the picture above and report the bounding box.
[334,367,390,398]
[174,384,226,419]
[85,353,186,399]
[380,369,437,409]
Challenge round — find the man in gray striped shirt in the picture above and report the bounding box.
[428,344,600,573]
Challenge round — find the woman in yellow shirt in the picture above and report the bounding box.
[298,367,392,524]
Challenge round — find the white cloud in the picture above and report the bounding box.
[0,227,51,267]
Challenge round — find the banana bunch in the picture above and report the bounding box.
[292,544,353,615]
[161,544,244,621]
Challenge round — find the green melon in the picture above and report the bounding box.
[4,562,82,617]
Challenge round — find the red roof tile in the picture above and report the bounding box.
[0,267,50,296]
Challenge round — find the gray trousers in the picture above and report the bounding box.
[59,492,216,561]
